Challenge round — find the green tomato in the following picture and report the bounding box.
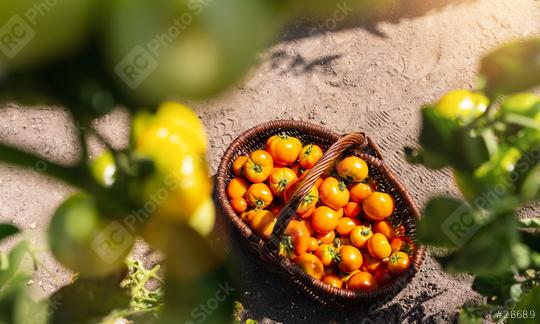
[500,92,540,116]
[474,146,522,192]
[106,0,276,102]
[434,89,489,123]
[90,151,117,188]
[0,0,95,69]
[48,194,133,278]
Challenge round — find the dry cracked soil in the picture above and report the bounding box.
[2,0,540,323]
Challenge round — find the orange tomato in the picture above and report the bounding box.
[349,183,372,202]
[363,192,395,221]
[387,251,410,275]
[316,230,335,244]
[322,274,343,288]
[230,197,247,213]
[338,245,363,273]
[307,237,319,252]
[284,220,310,256]
[297,186,319,219]
[265,134,302,166]
[343,202,361,218]
[268,167,297,197]
[361,251,381,273]
[315,177,323,189]
[241,210,256,223]
[319,177,350,210]
[232,155,248,177]
[367,233,392,259]
[300,219,315,236]
[299,144,323,169]
[335,207,344,219]
[336,156,369,183]
[250,210,276,239]
[350,225,373,249]
[244,150,273,183]
[390,236,414,253]
[311,206,339,234]
[347,271,378,291]
[267,204,283,217]
[315,244,337,266]
[373,266,393,286]
[336,217,361,236]
[290,162,304,177]
[373,220,394,240]
[246,183,274,209]
[226,177,249,199]
[294,253,324,280]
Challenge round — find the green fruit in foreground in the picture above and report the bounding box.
[90,151,117,187]
[48,194,133,278]
[500,92,540,116]
[434,89,489,123]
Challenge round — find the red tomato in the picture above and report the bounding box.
[347,271,378,291]
[343,202,361,218]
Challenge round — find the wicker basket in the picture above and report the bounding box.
[215,120,425,307]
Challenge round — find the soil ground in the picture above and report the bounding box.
[2,0,540,323]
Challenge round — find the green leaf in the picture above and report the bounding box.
[437,213,519,275]
[0,224,19,242]
[472,272,519,304]
[418,106,459,169]
[509,286,540,324]
[458,307,484,324]
[520,230,540,253]
[520,217,540,228]
[479,38,540,96]
[0,241,30,289]
[417,197,481,248]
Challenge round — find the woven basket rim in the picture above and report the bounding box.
[215,120,425,304]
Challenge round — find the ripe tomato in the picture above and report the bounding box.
[387,251,410,275]
[267,204,283,217]
[226,177,249,199]
[244,150,273,183]
[346,271,378,291]
[315,244,338,266]
[336,217,361,236]
[434,89,488,123]
[311,206,339,234]
[307,237,319,252]
[363,192,395,221]
[316,230,336,244]
[241,210,256,223]
[390,236,414,253]
[290,162,305,177]
[335,207,344,219]
[300,219,315,236]
[367,233,392,259]
[315,177,324,189]
[246,183,274,209]
[350,225,373,249]
[336,156,369,183]
[250,210,276,239]
[230,197,247,213]
[322,274,343,288]
[285,220,311,256]
[343,202,361,218]
[297,186,319,219]
[294,253,324,280]
[232,155,248,177]
[299,144,323,169]
[338,245,363,273]
[265,134,302,166]
[268,167,297,197]
[48,194,133,278]
[349,183,372,202]
[373,220,394,240]
[319,177,350,210]
[373,266,393,286]
[361,251,381,273]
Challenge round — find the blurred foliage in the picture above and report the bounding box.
[408,36,540,323]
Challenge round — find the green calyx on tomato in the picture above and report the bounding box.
[434,89,489,124]
[48,193,134,278]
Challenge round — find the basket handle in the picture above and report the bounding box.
[267,132,369,251]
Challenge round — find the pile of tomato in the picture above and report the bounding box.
[226,134,415,291]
